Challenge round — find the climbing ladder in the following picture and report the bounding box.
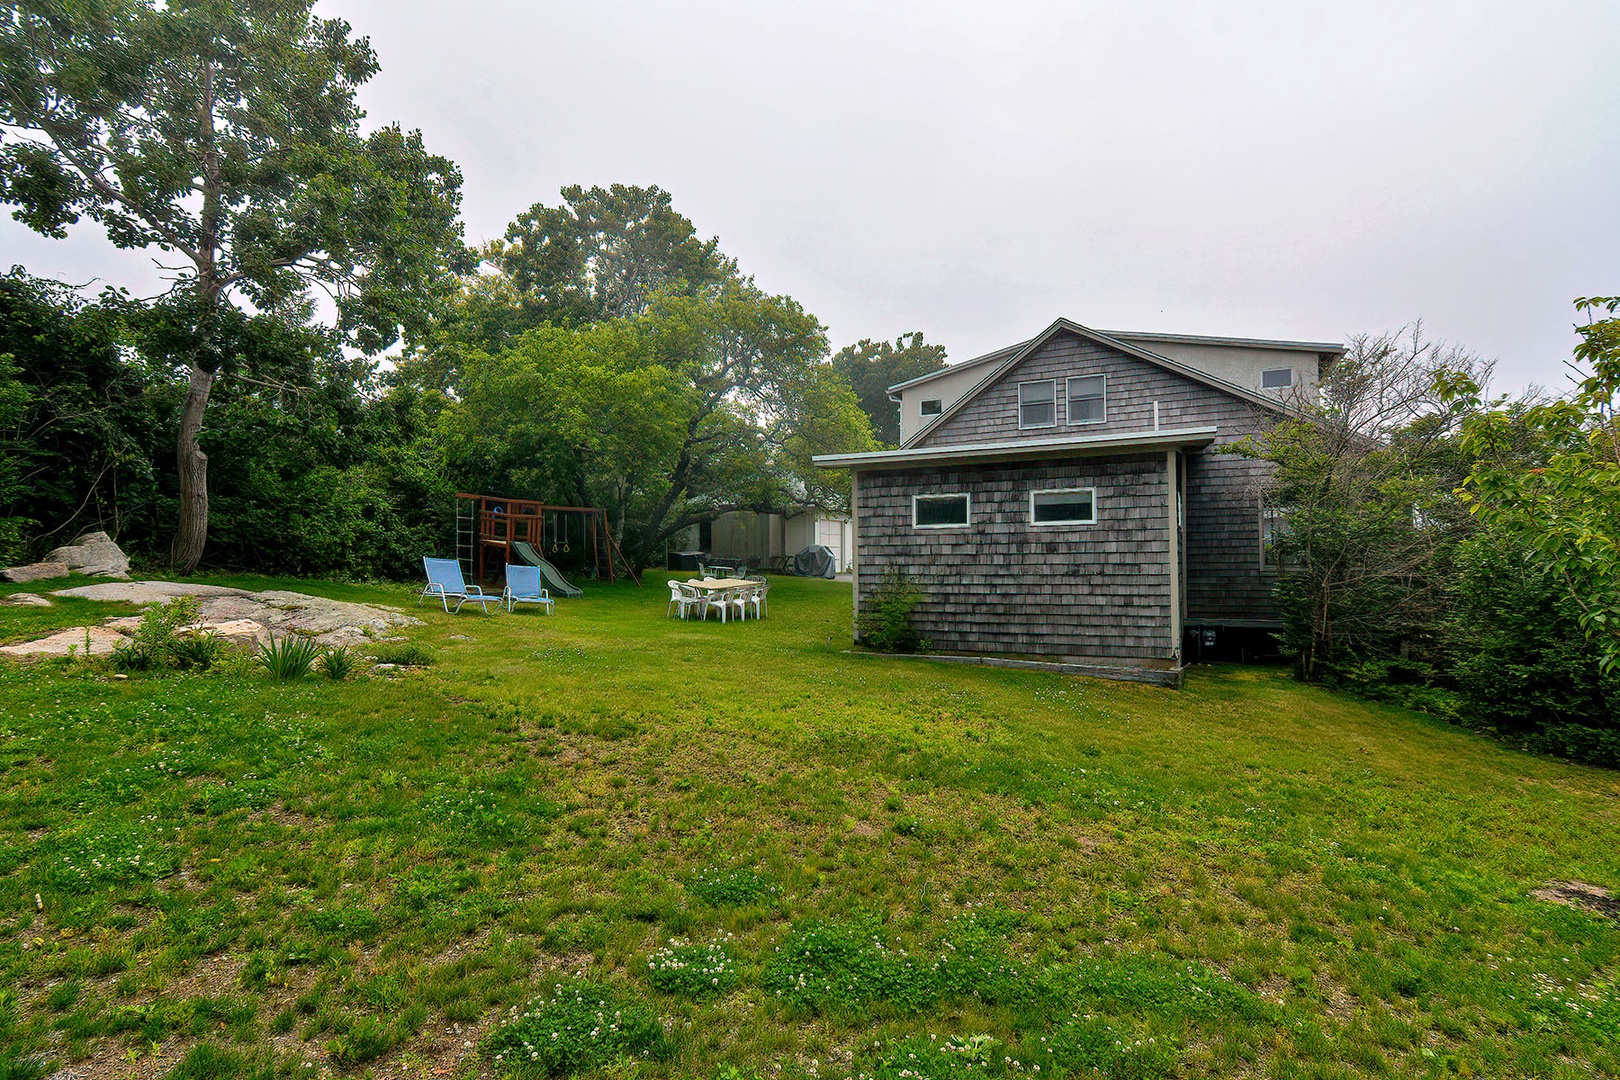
[454,496,476,582]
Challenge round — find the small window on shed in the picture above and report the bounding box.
[913,493,971,529]
[1019,380,1056,428]
[920,398,942,416]
[1030,488,1097,525]
[1066,374,1106,424]
[1261,368,1294,389]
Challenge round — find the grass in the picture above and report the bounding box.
[0,570,1617,1078]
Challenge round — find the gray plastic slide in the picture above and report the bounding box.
[510,541,583,597]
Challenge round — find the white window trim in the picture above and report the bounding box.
[1029,487,1098,527]
[1018,379,1058,430]
[1065,374,1107,426]
[913,492,972,530]
[919,398,943,416]
[1261,367,1294,389]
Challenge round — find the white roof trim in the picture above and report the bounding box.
[884,340,1031,394]
[899,318,1309,450]
[1107,330,1345,354]
[812,426,1218,469]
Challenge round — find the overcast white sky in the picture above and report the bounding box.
[5,0,1617,391]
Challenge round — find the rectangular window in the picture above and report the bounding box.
[913,493,971,529]
[920,398,942,416]
[1030,488,1097,525]
[1261,368,1294,389]
[1066,374,1106,424]
[1019,380,1056,428]
[1260,505,1290,569]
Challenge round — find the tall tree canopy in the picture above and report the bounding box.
[830,332,948,445]
[439,279,874,566]
[0,0,470,571]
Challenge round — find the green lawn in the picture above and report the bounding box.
[0,572,1616,1080]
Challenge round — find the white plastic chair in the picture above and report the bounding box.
[747,582,768,620]
[728,588,749,622]
[667,580,698,620]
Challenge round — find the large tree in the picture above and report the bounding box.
[830,331,947,446]
[0,0,469,571]
[441,279,875,566]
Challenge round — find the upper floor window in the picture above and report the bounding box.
[920,398,942,416]
[1066,375,1106,424]
[1019,380,1056,428]
[1261,368,1294,389]
[1030,487,1097,526]
[914,493,971,529]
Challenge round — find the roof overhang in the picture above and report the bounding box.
[812,426,1218,470]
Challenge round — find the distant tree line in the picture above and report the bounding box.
[1236,307,1620,766]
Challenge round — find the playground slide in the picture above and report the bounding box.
[510,541,583,598]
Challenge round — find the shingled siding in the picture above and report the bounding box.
[856,455,1174,663]
[911,328,1283,625]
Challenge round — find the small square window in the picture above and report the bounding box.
[914,493,971,528]
[1261,368,1294,389]
[1066,374,1106,424]
[1030,488,1097,525]
[920,398,942,416]
[1019,380,1056,428]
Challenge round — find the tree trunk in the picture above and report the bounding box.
[170,364,215,574]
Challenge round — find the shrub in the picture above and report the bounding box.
[321,646,354,680]
[369,641,436,667]
[258,635,320,680]
[110,596,223,672]
[482,980,669,1077]
[857,570,925,653]
[325,1015,400,1067]
[646,935,738,997]
[685,866,778,907]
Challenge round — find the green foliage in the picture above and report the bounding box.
[857,570,925,653]
[167,1044,276,1080]
[482,980,670,1076]
[320,646,355,681]
[0,1054,54,1080]
[369,642,436,667]
[110,597,224,673]
[646,935,739,997]
[257,635,321,681]
[1444,296,1620,674]
[830,332,949,446]
[41,824,178,893]
[685,866,779,907]
[325,1015,401,1067]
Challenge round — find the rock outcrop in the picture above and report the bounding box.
[0,562,70,584]
[0,626,127,658]
[43,531,131,579]
[0,592,51,607]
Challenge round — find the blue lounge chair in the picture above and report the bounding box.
[419,557,499,614]
[503,564,555,614]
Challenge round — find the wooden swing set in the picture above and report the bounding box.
[454,493,640,588]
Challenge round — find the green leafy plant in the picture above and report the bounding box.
[482,979,669,1076]
[857,569,925,653]
[369,641,436,667]
[110,596,218,672]
[321,646,355,681]
[685,866,778,907]
[258,635,320,681]
[646,935,738,997]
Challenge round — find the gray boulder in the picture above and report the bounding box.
[43,531,131,579]
[0,562,71,584]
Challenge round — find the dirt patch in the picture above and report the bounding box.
[1531,880,1620,919]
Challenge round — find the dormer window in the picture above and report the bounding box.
[1018,380,1056,428]
[920,398,942,416]
[1066,375,1106,424]
[1261,368,1294,389]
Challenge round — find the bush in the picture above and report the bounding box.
[258,635,321,680]
[482,980,669,1077]
[109,596,224,672]
[857,570,924,653]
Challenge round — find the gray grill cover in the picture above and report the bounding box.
[792,544,837,579]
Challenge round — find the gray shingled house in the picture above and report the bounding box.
[811,318,1345,687]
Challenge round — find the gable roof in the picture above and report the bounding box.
[813,426,1218,470]
[900,317,1316,450]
